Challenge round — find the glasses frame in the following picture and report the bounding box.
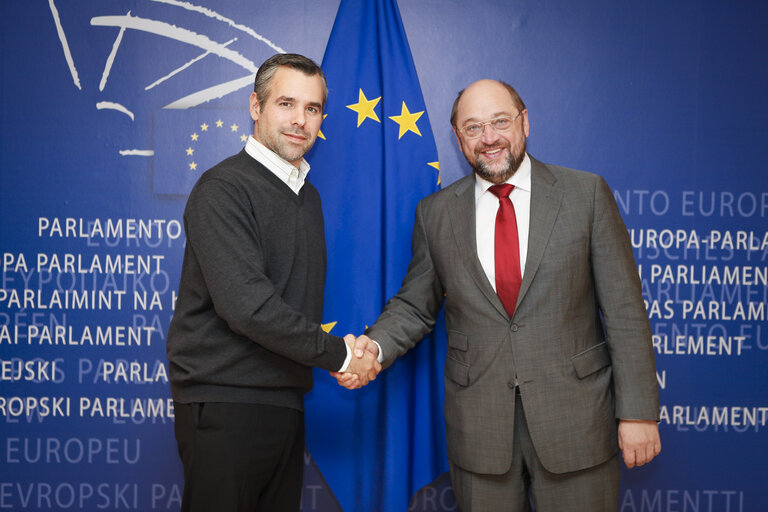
[459,110,524,139]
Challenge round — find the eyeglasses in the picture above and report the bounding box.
[459,111,523,139]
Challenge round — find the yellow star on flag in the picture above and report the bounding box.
[428,161,441,185]
[347,89,381,127]
[216,120,224,128]
[190,132,199,141]
[230,123,239,132]
[321,321,337,333]
[186,147,194,156]
[200,123,209,131]
[318,114,328,140]
[189,162,197,171]
[389,101,423,139]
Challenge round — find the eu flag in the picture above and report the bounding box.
[305,0,449,510]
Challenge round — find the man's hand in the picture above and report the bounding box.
[618,419,661,468]
[329,335,381,390]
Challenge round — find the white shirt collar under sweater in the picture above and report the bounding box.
[245,135,310,195]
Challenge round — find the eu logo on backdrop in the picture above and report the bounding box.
[153,109,249,195]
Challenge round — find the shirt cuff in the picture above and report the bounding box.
[338,342,353,372]
[336,339,384,372]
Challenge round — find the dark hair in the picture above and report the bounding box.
[450,80,526,127]
[253,53,328,110]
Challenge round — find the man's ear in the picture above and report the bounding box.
[522,110,530,138]
[249,92,260,122]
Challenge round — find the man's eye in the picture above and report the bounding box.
[307,107,318,114]
[465,124,481,134]
[493,118,510,128]
[279,102,292,108]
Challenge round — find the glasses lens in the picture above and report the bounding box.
[463,124,482,138]
[492,117,511,131]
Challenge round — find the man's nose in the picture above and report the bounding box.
[479,123,500,144]
[292,109,306,127]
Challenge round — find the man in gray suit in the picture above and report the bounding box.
[336,79,660,510]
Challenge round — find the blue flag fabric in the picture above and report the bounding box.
[304,0,449,510]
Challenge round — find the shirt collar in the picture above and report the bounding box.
[244,135,310,184]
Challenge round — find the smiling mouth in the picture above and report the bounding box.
[283,132,307,143]
[282,126,309,139]
[479,146,506,159]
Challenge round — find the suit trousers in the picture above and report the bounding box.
[174,401,305,512]
[449,393,619,512]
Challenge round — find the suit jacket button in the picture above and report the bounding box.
[507,381,515,389]
[511,323,519,332]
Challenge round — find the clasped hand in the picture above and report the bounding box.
[329,335,381,390]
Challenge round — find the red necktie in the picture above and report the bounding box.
[489,184,522,318]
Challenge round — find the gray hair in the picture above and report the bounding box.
[253,53,328,111]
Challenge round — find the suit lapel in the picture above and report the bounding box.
[448,175,509,319]
[517,157,563,309]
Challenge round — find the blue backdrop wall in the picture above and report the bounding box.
[1,1,766,511]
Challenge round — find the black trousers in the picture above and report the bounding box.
[174,402,305,512]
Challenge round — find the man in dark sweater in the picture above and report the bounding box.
[167,53,381,512]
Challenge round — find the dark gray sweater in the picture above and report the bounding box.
[167,150,347,411]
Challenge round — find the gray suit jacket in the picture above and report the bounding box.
[367,156,659,475]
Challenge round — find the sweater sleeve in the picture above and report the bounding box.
[183,177,347,372]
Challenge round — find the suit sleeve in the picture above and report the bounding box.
[590,176,660,420]
[366,200,445,368]
[184,178,346,372]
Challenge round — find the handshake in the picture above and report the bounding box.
[330,334,382,390]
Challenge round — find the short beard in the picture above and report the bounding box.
[472,140,526,184]
[260,127,314,165]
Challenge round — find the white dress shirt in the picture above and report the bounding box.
[475,153,532,290]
